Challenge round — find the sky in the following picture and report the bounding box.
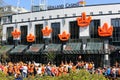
[3,0,120,11]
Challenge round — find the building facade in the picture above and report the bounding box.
[0,5,28,45]
[1,3,120,67]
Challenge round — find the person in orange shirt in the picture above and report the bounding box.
[54,67,59,76]
[88,62,93,74]
[14,64,17,77]
[29,64,34,76]
[3,64,8,76]
[27,64,31,75]
[8,65,14,76]
[41,64,45,76]
[51,65,56,76]
[63,66,68,75]
[58,65,63,76]
[72,65,76,72]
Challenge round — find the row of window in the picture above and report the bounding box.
[6,20,101,45]
[5,18,120,45]
[111,18,120,44]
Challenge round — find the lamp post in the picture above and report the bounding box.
[98,23,113,67]
[42,26,52,49]
[104,38,110,67]
[77,12,92,53]
[58,31,70,63]
[58,31,70,50]
[11,28,21,46]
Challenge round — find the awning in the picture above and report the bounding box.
[44,44,61,53]
[107,45,120,53]
[26,44,44,53]
[63,43,81,54]
[10,45,28,54]
[0,45,14,54]
[108,45,117,52]
[86,42,103,54]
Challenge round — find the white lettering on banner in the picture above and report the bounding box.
[47,5,64,10]
[47,2,81,10]
[65,3,80,8]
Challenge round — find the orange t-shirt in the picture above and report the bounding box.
[3,66,8,75]
[8,66,13,73]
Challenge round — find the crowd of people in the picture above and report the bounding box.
[0,60,120,79]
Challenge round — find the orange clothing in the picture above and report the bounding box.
[51,67,55,74]
[54,68,59,76]
[28,65,31,73]
[88,63,93,70]
[30,68,34,73]
[30,65,34,73]
[58,67,63,76]
[41,66,45,74]
[63,67,68,75]
[72,66,76,71]
[14,65,21,75]
[8,66,13,74]
[3,66,8,75]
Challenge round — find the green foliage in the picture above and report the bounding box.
[0,69,108,80]
[0,71,6,77]
[46,51,56,63]
[33,69,108,80]
[1,46,6,50]
[1,53,9,62]
[0,71,14,80]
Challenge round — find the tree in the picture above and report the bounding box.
[45,51,56,64]
[1,52,9,63]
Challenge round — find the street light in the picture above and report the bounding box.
[98,23,113,67]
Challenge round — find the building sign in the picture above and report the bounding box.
[47,2,82,10]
